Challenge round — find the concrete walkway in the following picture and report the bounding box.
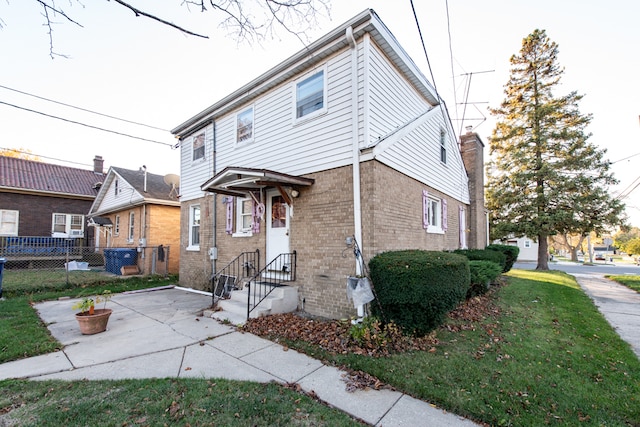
[0,287,478,427]
[573,274,640,359]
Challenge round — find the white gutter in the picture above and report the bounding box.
[346,26,363,277]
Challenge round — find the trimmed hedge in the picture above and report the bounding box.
[368,250,469,336]
[453,249,506,272]
[468,260,502,298]
[486,244,520,272]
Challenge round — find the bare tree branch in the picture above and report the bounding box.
[35,0,83,58]
[12,0,331,57]
[110,0,209,39]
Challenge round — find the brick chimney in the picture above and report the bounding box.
[93,155,104,174]
[460,126,487,249]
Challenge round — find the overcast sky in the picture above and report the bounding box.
[1,0,639,226]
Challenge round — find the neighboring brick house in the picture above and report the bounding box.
[0,155,104,249]
[171,9,487,320]
[88,167,180,274]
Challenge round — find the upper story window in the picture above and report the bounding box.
[236,107,254,143]
[193,133,205,162]
[128,212,135,242]
[0,209,19,236]
[114,179,119,196]
[440,129,447,164]
[52,213,84,238]
[295,68,326,120]
[188,205,201,249]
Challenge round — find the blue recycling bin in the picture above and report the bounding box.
[0,257,5,298]
[112,248,137,275]
[103,249,117,275]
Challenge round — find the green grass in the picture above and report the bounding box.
[0,275,177,363]
[608,275,640,293]
[2,270,639,426]
[294,270,640,426]
[0,378,362,426]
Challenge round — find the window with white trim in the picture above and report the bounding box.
[236,107,254,143]
[128,212,135,242]
[52,213,84,238]
[114,215,120,235]
[295,68,326,120]
[114,179,119,197]
[188,205,201,249]
[440,129,447,164]
[192,133,205,162]
[428,198,441,230]
[524,240,532,248]
[234,197,253,236]
[0,209,19,236]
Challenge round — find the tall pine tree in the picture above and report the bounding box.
[486,29,625,270]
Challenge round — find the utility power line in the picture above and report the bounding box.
[0,100,174,147]
[0,84,170,132]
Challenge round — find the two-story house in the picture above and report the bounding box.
[171,9,487,320]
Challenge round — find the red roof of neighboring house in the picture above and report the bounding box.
[0,156,104,197]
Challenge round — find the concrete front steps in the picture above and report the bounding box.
[208,283,298,325]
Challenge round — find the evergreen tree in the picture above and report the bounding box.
[486,29,625,270]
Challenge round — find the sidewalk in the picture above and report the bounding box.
[572,274,640,359]
[0,287,478,427]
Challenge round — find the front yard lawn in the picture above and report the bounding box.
[608,275,640,293]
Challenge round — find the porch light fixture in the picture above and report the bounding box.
[290,189,300,198]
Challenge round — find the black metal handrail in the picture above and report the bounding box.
[211,249,260,305]
[247,251,297,318]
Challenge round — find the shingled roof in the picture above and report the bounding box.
[0,156,104,198]
[111,167,178,202]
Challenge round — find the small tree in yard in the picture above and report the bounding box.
[486,29,625,270]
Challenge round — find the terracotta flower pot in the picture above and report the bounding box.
[75,308,112,335]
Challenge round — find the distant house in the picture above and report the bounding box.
[88,166,181,274]
[171,9,487,320]
[504,236,538,262]
[0,155,104,255]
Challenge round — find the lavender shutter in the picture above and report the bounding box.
[422,190,429,229]
[459,206,464,247]
[442,199,448,232]
[225,197,234,234]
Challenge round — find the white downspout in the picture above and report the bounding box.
[347,26,365,320]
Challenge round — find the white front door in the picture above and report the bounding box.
[266,190,290,263]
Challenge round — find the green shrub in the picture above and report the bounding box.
[368,250,469,336]
[453,248,506,271]
[467,260,502,298]
[486,244,520,272]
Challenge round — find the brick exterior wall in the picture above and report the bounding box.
[179,195,216,290]
[460,129,488,249]
[0,192,94,240]
[179,161,471,320]
[99,204,180,274]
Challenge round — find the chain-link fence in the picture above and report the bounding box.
[0,240,172,289]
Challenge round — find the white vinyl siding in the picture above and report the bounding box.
[179,126,214,202]
[213,50,354,177]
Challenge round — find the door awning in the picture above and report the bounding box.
[201,167,314,198]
